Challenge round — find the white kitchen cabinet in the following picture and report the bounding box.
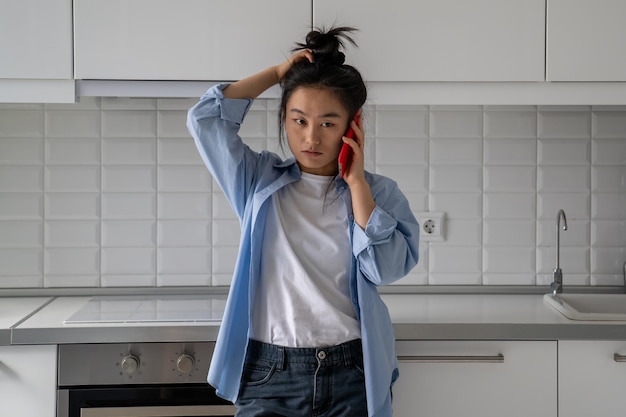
[314,0,545,82]
[0,0,72,79]
[0,0,74,102]
[547,0,626,81]
[74,0,311,81]
[393,340,557,417]
[0,345,57,417]
[559,340,626,417]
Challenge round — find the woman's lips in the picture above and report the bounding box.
[302,150,322,157]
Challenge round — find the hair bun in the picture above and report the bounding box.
[295,26,357,66]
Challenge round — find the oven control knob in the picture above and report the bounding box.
[120,354,140,374]
[176,354,195,373]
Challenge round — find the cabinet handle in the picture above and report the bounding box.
[398,354,504,364]
[81,405,236,417]
[613,353,626,362]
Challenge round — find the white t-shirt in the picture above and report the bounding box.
[251,172,361,347]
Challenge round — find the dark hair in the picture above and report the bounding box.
[278,27,367,150]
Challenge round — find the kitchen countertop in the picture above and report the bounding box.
[6,293,626,345]
[0,297,51,345]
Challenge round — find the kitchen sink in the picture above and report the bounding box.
[544,293,626,321]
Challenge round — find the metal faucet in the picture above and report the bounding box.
[550,209,568,295]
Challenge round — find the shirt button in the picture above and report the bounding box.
[349,215,354,220]
[317,351,327,360]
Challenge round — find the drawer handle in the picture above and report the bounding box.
[398,354,504,364]
[613,353,626,362]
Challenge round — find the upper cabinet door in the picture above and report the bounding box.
[547,0,626,81]
[0,0,72,79]
[74,0,311,80]
[314,0,545,82]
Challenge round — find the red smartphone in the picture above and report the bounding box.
[338,111,360,178]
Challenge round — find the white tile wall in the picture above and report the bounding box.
[0,100,624,289]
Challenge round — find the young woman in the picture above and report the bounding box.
[187,27,420,417]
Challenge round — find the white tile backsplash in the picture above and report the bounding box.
[0,193,43,220]
[101,193,155,219]
[102,111,156,138]
[102,137,157,165]
[0,137,44,164]
[592,166,626,192]
[157,247,211,275]
[45,248,99,276]
[102,166,156,192]
[46,137,100,165]
[483,193,536,219]
[157,111,190,137]
[484,109,537,139]
[157,165,211,192]
[45,220,100,247]
[592,111,626,138]
[46,166,100,192]
[430,166,482,192]
[45,193,100,220]
[0,248,43,275]
[430,109,483,138]
[592,138,626,165]
[484,166,536,192]
[0,166,43,192]
[45,110,101,138]
[157,137,204,165]
[101,247,155,275]
[102,220,156,247]
[375,108,429,138]
[484,138,537,165]
[538,110,591,139]
[157,220,210,246]
[0,220,43,248]
[538,166,591,192]
[0,101,624,289]
[158,193,211,219]
[0,110,44,137]
[430,138,482,165]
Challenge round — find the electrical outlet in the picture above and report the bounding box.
[415,211,445,242]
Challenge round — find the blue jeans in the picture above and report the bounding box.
[235,339,368,417]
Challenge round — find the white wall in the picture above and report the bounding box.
[0,98,624,289]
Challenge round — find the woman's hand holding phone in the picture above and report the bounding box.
[338,110,361,179]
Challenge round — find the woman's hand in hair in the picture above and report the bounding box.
[276,49,314,81]
[223,50,313,100]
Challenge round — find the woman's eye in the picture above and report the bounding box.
[321,122,333,128]
[295,119,306,126]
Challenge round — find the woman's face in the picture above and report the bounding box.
[284,86,350,176]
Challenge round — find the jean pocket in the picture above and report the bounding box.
[241,360,277,387]
[349,360,366,378]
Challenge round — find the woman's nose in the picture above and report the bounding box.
[305,126,320,144]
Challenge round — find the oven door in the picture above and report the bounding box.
[58,384,236,417]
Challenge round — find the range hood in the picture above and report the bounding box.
[75,79,626,105]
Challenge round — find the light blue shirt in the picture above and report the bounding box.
[187,84,420,417]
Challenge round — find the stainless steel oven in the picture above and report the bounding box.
[57,342,235,417]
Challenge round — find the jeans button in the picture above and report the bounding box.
[317,351,327,360]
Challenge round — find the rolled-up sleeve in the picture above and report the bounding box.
[351,180,420,286]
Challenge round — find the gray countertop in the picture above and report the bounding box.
[5,293,626,345]
[0,297,51,345]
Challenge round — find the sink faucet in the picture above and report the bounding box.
[550,209,568,295]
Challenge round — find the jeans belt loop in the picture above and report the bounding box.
[276,345,285,372]
[342,343,352,367]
